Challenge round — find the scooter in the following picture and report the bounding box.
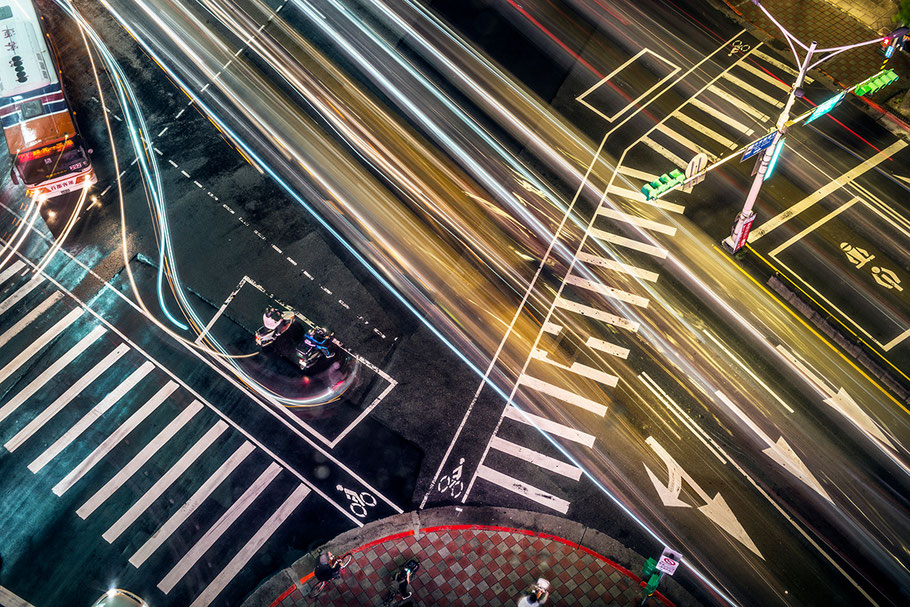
[256,308,335,372]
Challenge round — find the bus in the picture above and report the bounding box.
[0,0,95,199]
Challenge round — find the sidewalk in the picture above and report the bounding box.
[242,508,704,607]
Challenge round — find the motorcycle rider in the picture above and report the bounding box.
[260,307,292,343]
[304,326,335,359]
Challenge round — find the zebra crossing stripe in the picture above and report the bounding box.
[531,348,618,388]
[555,297,640,333]
[29,361,155,473]
[606,185,686,214]
[0,326,105,425]
[671,111,739,149]
[565,274,649,308]
[706,85,770,123]
[720,72,784,107]
[0,584,34,607]
[656,123,711,157]
[588,227,667,259]
[751,49,813,84]
[597,207,676,236]
[641,136,686,167]
[77,400,204,519]
[518,373,608,417]
[577,251,659,282]
[5,344,129,453]
[737,61,791,93]
[103,420,229,543]
[158,462,283,594]
[503,405,596,447]
[130,441,256,568]
[585,336,630,359]
[489,435,582,480]
[0,307,83,383]
[0,274,46,317]
[474,464,570,514]
[53,381,178,496]
[0,291,64,350]
[0,260,25,287]
[688,97,755,135]
[188,483,310,607]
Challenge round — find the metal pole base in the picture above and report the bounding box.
[722,210,756,254]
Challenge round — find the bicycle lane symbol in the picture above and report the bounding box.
[437,457,465,499]
[336,484,377,518]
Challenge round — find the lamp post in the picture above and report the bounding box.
[722,0,908,253]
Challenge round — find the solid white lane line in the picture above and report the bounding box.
[0,274,46,317]
[158,462,282,594]
[0,260,25,286]
[503,405,596,447]
[565,274,649,308]
[0,292,63,349]
[555,297,640,332]
[5,344,129,453]
[641,136,687,167]
[103,421,228,543]
[750,141,907,242]
[0,326,104,425]
[688,97,754,135]
[29,361,155,473]
[531,348,618,388]
[737,61,791,92]
[77,400,203,519]
[53,382,178,496]
[720,72,784,107]
[474,464,570,514]
[656,122,711,156]
[672,111,739,149]
[585,336,630,359]
[188,483,310,607]
[0,584,34,607]
[489,435,582,480]
[597,207,676,236]
[770,197,862,257]
[706,84,770,123]
[518,374,608,417]
[130,441,256,568]
[589,227,668,258]
[577,251,659,282]
[0,307,83,382]
[606,185,686,214]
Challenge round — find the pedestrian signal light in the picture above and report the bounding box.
[643,558,657,578]
[854,69,899,97]
[641,169,685,200]
[644,572,661,595]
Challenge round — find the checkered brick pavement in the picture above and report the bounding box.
[272,525,673,606]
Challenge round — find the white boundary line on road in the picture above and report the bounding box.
[0,586,34,607]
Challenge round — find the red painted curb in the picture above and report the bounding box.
[269,584,296,607]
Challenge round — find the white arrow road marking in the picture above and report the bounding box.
[645,437,763,558]
[715,391,831,502]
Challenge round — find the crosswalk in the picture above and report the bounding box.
[467,40,807,515]
[0,258,314,606]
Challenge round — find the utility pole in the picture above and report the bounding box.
[722,0,908,253]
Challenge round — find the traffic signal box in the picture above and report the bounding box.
[854,69,899,96]
[641,169,685,200]
[642,558,662,595]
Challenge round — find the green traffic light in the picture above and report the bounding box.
[855,69,898,96]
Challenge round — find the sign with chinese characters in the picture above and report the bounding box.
[741,131,777,162]
[656,547,682,576]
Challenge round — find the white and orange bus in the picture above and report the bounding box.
[0,0,95,198]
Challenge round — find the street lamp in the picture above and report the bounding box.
[722,0,908,253]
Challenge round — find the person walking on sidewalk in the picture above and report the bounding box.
[517,578,550,606]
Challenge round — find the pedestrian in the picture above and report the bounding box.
[395,559,419,599]
[517,578,550,606]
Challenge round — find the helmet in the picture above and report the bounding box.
[263,307,283,330]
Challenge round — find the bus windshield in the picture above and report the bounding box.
[15,138,90,185]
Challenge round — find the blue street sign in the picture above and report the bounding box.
[741,132,777,161]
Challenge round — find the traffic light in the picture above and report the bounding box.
[854,69,899,96]
[642,558,657,578]
[641,169,685,200]
[644,573,661,595]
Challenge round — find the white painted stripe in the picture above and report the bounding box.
[0,292,63,350]
[770,196,861,257]
[77,400,203,519]
[0,260,25,286]
[474,464,570,514]
[586,336,630,359]
[158,462,282,594]
[503,405,596,447]
[737,61,791,93]
[589,227,668,258]
[672,111,739,149]
[103,421,228,543]
[656,122,711,156]
[0,326,105,425]
[5,344,129,452]
[518,374,608,417]
[0,307,83,382]
[606,185,686,213]
[597,207,677,236]
[577,251,659,282]
[616,166,657,182]
[531,348,619,388]
[0,585,35,607]
[29,361,155,473]
[0,274,46,317]
[53,382,178,496]
[706,84,770,123]
[555,297,640,332]
[641,136,687,167]
[130,441,256,568]
[750,141,907,242]
[188,483,310,607]
[489,435,582,480]
[752,49,813,83]
[565,274,649,308]
[688,97,754,135]
[720,72,784,107]
[542,321,562,335]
